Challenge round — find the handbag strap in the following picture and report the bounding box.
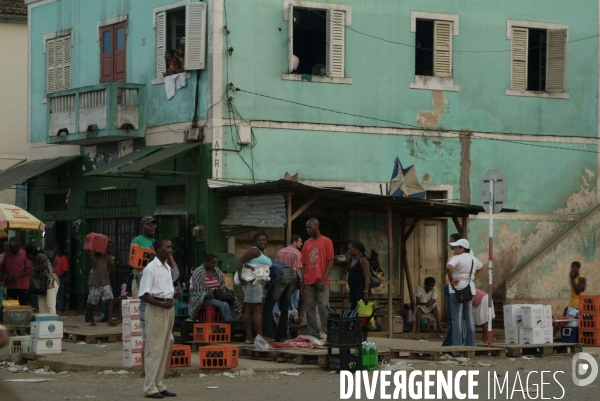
[450,258,474,292]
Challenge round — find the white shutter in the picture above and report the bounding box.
[326,9,345,78]
[288,5,294,73]
[433,21,452,77]
[546,29,567,92]
[185,2,207,70]
[511,27,528,90]
[46,39,56,93]
[60,35,72,91]
[156,11,166,78]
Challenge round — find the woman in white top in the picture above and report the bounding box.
[446,239,484,346]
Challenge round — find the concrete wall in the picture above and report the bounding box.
[0,21,28,203]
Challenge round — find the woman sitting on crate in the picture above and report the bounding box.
[189,253,243,322]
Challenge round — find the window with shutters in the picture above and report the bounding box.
[410,12,459,92]
[153,2,206,85]
[282,1,352,84]
[506,20,568,99]
[45,33,72,94]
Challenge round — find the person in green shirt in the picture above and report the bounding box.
[131,216,157,298]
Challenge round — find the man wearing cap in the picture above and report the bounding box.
[446,238,484,347]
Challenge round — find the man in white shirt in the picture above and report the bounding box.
[138,238,176,399]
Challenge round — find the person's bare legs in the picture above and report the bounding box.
[482,322,489,342]
[412,308,422,333]
[432,305,443,332]
[88,303,96,326]
[244,303,254,344]
[252,304,263,337]
[108,299,122,325]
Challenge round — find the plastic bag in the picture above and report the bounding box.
[254,334,273,350]
[292,335,325,346]
[357,300,377,329]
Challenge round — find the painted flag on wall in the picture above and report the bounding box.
[387,157,426,199]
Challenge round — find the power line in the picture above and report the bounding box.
[233,85,599,155]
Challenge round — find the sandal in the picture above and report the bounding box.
[245,340,253,344]
[263,337,275,343]
[164,371,182,378]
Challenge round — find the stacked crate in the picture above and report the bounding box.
[30,313,62,354]
[579,295,600,346]
[122,299,143,368]
[326,317,363,372]
[503,304,553,344]
[193,305,238,369]
[172,291,192,343]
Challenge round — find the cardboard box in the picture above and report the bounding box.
[123,334,144,352]
[380,316,404,333]
[519,327,553,345]
[503,304,524,327]
[123,351,143,368]
[30,338,62,354]
[522,305,546,328]
[543,305,553,326]
[504,327,520,344]
[30,321,63,339]
[122,299,140,319]
[122,318,142,337]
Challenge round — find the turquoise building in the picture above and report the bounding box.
[3,0,598,312]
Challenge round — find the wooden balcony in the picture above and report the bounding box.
[47,83,146,145]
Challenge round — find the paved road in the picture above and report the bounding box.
[2,354,599,400]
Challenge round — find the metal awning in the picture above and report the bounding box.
[84,143,200,176]
[0,156,79,192]
[220,194,287,236]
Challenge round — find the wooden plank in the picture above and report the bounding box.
[391,346,506,360]
[493,343,582,358]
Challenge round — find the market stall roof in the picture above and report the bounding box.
[84,143,200,176]
[213,179,517,218]
[0,156,79,192]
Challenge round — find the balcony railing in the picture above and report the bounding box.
[47,83,146,145]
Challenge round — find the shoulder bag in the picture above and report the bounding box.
[369,264,384,289]
[29,271,48,295]
[451,259,474,303]
[214,289,236,302]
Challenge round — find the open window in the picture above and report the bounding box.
[284,2,351,83]
[511,27,566,92]
[154,2,206,83]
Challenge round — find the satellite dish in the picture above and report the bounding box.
[312,64,326,76]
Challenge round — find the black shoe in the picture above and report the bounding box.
[145,393,164,399]
[160,390,177,397]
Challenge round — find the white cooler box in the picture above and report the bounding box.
[31,321,64,338]
[30,338,62,354]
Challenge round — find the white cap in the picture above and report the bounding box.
[449,238,470,249]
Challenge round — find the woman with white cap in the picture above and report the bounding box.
[446,238,484,346]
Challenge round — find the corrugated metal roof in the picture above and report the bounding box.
[116,143,200,173]
[84,146,163,176]
[0,156,79,192]
[220,194,287,237]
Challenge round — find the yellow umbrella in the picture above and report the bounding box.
[0,203,46,231]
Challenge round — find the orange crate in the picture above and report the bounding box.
[580,314,600,330]
[193,323,231,343]
[199,345,238,369]
[195,306,224,323]
[129,244,155,269]
[171,344,191,367]
[579,329,600,346]
[579,295,600,313]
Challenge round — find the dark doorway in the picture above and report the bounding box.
[415,19,434,76]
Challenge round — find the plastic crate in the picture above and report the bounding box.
[171,344,191,367]
[195,305,224,323]
[227,322,246,342]
[84,233,109,254]
[580,314,600,330]
[579,329,600,346]
[327,317,362,346]
[193,323,231,343]
[9,335,31,354]
[327,345,362,373]
[199,345,239,369]
[172,320,194,343]
[128,244,155,269]
[174,299,189,318]
[579,295,600,314]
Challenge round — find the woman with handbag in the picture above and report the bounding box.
[189,253,242,322]
[446,239,484,346]
[25,245,59,314]
[347,241,371,340]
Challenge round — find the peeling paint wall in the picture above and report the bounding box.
[416,91,449,128]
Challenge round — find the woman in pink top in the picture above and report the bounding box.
[473,289,495,341]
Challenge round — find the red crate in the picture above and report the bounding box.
[579,295,600,314]
[579,314,600,330]
[199,345,238,369]
[579,329,600,346]
[129,244,155,269]
[193,323,231,343]
[195,305,224,323]
[170,344,191,367]
[84,233,109,254]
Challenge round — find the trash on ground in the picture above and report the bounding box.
[95,344,106,348]
[522,356,534,360]
[223,372,236,378]
[381,361,414,371]
[4,379,55,383]
[254,334,273,350]
[476,361,493,367]
[77,342,86,345]
[454,357,469,363]
[440,353,453,360]
[198,374,207,378]
[280,371,304,376]
[207,386,218,389]
[98,370,129,375]
[239,369,254,376]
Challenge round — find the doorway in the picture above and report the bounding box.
[100,22,127,83]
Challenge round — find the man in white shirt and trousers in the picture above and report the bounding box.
[138,238,177,399]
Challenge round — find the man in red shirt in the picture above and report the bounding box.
[53,245,69,314]
[0,238,32,305]
[300,218,334,339]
